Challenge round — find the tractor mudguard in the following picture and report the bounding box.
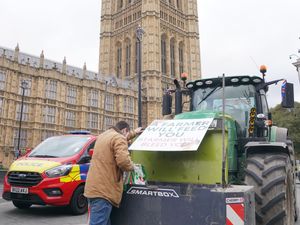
[111,183,255,225]
[245,141,290,157]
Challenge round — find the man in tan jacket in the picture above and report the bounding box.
[84,121,141,225]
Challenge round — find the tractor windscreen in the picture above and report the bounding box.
[192,84,256,133]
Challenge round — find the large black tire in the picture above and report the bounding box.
[69,185,88,215]
[12,201,32,209]
[245,153,294,225]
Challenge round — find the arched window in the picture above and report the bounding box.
[135,39,138,73]
[161,35,167,74]
[170,38,175,77]
[125,39,131,77]
[177,0,182,10]
[118,0,123,10]
[116,42,122,78]
[179,42,184,75]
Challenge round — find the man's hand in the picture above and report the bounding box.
[134,127,144,135]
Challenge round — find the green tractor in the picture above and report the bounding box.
[112,69,297,225]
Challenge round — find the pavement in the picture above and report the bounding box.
[0,170,6,183]
[0,173,299,224]
[0,170,6,203]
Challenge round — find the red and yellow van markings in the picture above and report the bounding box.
[10,160,61,173]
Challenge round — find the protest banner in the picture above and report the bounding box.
[129,118,214,151]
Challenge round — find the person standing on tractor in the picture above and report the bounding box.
[84,121,142,225]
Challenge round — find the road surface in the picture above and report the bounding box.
[0,184,300,224]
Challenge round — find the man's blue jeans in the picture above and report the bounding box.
[88,198,112,225]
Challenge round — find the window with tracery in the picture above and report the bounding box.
[65,110,76,127]
[135,40,138,73]
[177,0,182,9]
[16,103,30,121]
[161,35,167,74]
[125,40,131,77]
[170,38,175,77]
[43,106,56,124]
[45,80,57,100]
[13,129,28,150]
[0,70,6,90]
[88,89,99,107]
[0,98,4,116]
[179,42,184,75]
[116,42,122,78]
[87,113,98,129]
[19,79,32,97]
[106,94,115,111]
[67,85,77,105]
[118,0,123,10]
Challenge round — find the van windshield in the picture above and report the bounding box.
[29,136,91,158]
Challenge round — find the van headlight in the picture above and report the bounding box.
[45,165,72,178]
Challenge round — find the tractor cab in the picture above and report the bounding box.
[163,71,294,139]
[188,76,258,137]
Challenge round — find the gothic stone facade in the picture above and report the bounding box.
[99,0,201,124]
[0,0,201,168]
[0,46,137,169]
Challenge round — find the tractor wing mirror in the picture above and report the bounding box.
[281,82,294,108]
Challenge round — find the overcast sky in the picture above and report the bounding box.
[0,0,299,107]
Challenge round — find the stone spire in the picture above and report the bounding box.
[39,50,44,68]
[83,62,87,79]
[14,43,20,62]
[62,57,67,74]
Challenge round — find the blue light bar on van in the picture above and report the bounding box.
[67,130,91,135]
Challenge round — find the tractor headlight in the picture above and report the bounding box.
[45,165,72,178]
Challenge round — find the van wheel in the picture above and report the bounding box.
[69,185,88,215]
[12,201,32,209]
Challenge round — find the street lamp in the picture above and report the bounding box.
[290,37,300,84]
[102,80,108,132]
[136,24,144,127]
[17,80,29,156]
[290,54,300,85]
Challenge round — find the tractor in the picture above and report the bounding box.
[112,67,297,225]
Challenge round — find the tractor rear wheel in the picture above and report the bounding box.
[245,153,294,225]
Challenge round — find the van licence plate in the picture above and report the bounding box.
[11,187,29,194]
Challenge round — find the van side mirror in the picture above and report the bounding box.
[88,149,94,157]
[162,93,172,116]
[281,82,294,108]
[25,148,32,155]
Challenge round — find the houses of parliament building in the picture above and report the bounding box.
[0,0,201,168]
